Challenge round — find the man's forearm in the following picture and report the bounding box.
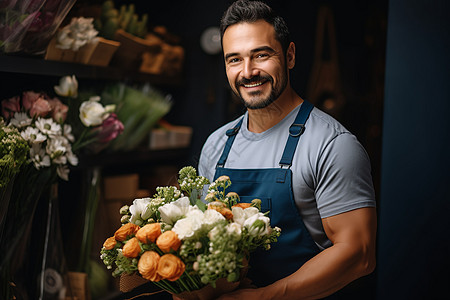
[261,241,375,300]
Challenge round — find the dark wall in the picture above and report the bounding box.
[377,0,450,298]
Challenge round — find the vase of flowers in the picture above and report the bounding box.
[100,167,281,299]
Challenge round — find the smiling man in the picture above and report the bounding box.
[198,1,377,299]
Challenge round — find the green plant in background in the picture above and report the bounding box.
[0,119,29,190]
[101,83,172,151]
[94,0,148,40]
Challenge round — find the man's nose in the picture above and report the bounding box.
[242,59,259,79]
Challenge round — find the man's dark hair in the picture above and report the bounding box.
[220,0,291,54]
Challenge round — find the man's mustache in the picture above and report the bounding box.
[236,75,272,86]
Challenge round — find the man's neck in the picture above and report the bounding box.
[247,88,303,133]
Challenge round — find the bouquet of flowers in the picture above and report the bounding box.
[100,166,281,299]
[0,75,124,299]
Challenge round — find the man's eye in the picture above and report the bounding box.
[256,53,268,58]
[228,58,240,64]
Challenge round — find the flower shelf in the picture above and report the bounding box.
[44,37,120,67]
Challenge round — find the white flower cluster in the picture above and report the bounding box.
[56,17,99,51]
[9,113,78,180]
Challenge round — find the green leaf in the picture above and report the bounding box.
[195,199,206,212]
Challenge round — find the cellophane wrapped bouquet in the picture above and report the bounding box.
[100,166,281,299]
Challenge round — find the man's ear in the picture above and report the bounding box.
[286,42,296,69]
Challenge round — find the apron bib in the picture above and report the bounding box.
[214,101,320,287]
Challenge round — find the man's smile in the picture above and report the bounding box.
[243,81,265,88]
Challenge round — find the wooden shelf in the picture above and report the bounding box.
[0,54,182,86]
[76,148,190,174]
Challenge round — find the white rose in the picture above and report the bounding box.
[158,197,191,225]
[172,211,203,240]
[231,207,245,225]
[79,99,108,127]
[129,198,152,224]
[203,209,225,226]
[244,213,271,237]
[231,206,259,226]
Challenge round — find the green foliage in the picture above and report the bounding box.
[0,120,30,189]
[95,0,148,39]
[101,83,172,151]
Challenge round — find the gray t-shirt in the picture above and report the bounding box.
[198,103,376,249]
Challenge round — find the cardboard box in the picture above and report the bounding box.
[149,126,192,150]
[103,174,139,201]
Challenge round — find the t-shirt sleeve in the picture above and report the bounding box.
[315,133,376,218]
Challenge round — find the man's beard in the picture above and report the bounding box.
[234,72,288,110]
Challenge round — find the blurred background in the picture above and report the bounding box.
[0,0,448,299]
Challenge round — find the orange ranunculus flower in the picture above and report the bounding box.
[138,251,161,282]
[114,223,140,242]
[157,254,185,281]
[207,201,233,220]
[103,236,117,250]
[136,223,161,244]
[232,202,251,209]
[220,207,233,220]
[156,231,181,253]
[122,237,141,258]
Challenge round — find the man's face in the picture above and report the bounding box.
[222,20,290,109]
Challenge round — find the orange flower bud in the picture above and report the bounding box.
[103,236,117,250]
[157,254,185,281]
[232,202,251,209]
[136,223,161,244]
[114,223,140,242]
[156,231,181,253]
[138,251,161,282]
[122,237,141,258]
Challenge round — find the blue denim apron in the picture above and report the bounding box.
[214,101,321,287]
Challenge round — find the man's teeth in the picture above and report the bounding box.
[244,82,263,88]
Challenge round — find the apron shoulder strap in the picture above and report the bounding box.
[216,117,244,168]
[279,101,314,167]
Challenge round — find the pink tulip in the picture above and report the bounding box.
[93,113,124,143]
[47,97,68,123]
[1,95,20,119]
